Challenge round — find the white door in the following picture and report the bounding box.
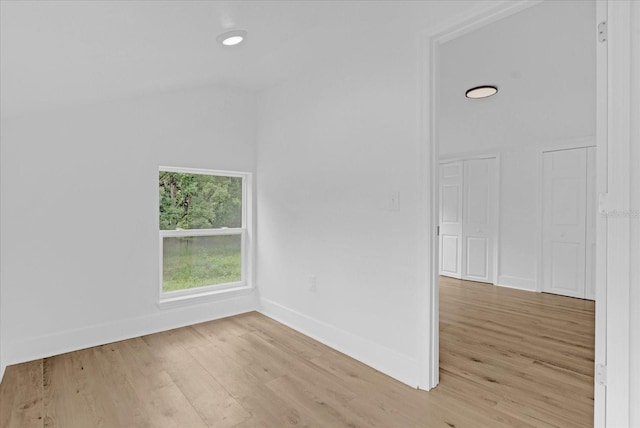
[461,158,496,283]
[439,162,463,278]
[439,158,496,283]
[542,148,590,298]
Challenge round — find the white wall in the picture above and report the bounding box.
[255,23,429,386]
[438,1,596,291]
[630,2,640,425]
[495,147,540,290]
[0,85,258,367]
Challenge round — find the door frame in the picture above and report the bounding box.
[600,2,634,427]
[417,1,627,427]
[440,153,500,285]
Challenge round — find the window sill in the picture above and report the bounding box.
[158,284,253,309]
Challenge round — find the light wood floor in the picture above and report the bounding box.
[1,278,595,427]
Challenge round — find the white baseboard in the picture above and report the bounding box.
[496,275,537,292]
[0,361,5,385]
[5,292,257,367]
[258,298,419,388]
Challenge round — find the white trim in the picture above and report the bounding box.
[158,285,253,309]
[496,275,537,292]
[426,1,543,45]
[536,149,544,293]
[594,1,609,426]
[4,293,257,368]
[440,149,503,163]
[629,3,640,427]
[244,168,255,295]
[159,165,247,178]
[416,24,434,392]
[604,2,632,426]
[160,228,243,238]
[416,19,439,390]
[0,363,5,385]
[540,136,596,153]
[259,298,419,388]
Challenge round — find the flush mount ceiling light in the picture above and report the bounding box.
[217,30,247,46]
[465,85,498,99]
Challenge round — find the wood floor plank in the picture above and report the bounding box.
[76,347,150,427]
[119,337,250,427]
[216,366,312,427]
[264,374,364,428]
[93,342,206,428]
[41,348,138,427]
[0,277,595,427]
[0,360,43,428]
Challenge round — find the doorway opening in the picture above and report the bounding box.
[426,0,603,425]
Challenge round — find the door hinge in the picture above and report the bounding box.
[598,193,609,216]
[598,21,607,43]
[596,363,607,386]
[437,226,440,236]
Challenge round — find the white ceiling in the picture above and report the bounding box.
[438,0,596,153]
[1,0,480,116]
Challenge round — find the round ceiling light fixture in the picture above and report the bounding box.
[465,85,498,99]
[217,30,247,46]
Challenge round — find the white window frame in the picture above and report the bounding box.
[158,166,253,307]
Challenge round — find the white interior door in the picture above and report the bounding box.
[461,158,496,283]
[439,162,463,278]
[542,148,588,298]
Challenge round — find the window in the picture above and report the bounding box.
[159,166,251,304]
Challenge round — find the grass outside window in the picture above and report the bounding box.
[162,235,241,292]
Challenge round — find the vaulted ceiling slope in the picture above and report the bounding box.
[1,0,481,116]
[438,0,596,153]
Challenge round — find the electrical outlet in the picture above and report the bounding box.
[308,276,317,292]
